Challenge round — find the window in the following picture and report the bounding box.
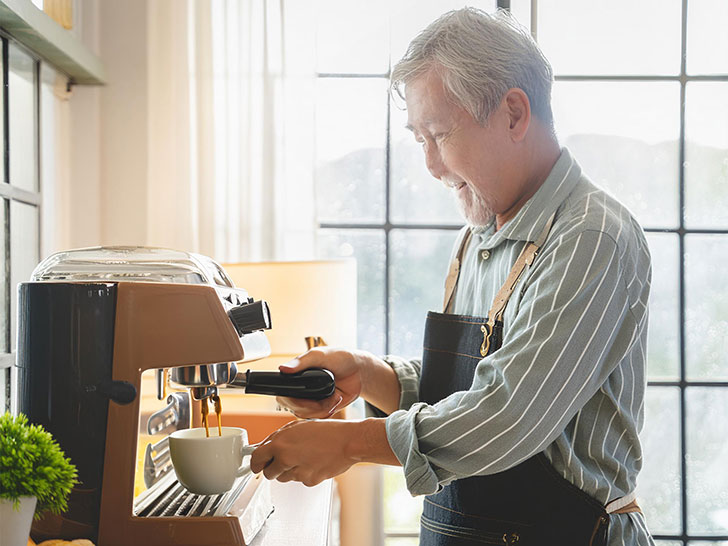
[312,1,728,544]
[0,38,42,414]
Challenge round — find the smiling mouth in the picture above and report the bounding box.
[445,180,467,191]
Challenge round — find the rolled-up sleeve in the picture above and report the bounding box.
[385,229,642,496]
[365,356,422,418]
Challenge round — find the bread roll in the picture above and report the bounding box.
[37,538,94,546]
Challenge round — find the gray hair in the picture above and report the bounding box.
[391,7,554,126]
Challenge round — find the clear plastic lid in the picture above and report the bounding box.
[31,246,236,287]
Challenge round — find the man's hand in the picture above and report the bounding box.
[275,348,364,418]
[249,418,399,487]
[276,348,403,417]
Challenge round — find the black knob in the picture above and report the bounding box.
[228,300,272,336]
[95,380,137,405]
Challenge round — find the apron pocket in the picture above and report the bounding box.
[420,513,522,545]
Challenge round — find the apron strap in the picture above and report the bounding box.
[485,212,556,327]
[610,499,642,515]
[605,490,642,515]
[443,229,473,313]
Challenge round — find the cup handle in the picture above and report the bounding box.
[236,444,258,477]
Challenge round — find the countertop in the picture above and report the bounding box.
[250,479,336,546]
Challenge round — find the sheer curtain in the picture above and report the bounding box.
[147,0,317,262]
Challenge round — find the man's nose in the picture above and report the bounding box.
[424,144,445,180]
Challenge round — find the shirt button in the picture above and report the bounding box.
[481,250,491,260]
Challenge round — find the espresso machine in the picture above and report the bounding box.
[16,247,335,546]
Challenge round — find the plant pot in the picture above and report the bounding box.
[0,496,37,546]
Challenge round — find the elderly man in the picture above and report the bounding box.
[250,8,653,546]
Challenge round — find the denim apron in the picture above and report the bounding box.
[418,214,640,545]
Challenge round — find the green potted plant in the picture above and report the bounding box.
[0,412,78,546]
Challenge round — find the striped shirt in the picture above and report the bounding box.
[383,148,654,545]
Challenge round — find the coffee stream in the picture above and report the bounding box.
[212,395,223,436]
[200,395,223,438]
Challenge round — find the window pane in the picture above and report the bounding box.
[315,0,389,74]
[1,368,9,413]
[0,200,6,353]
[686,387,728,535]
[315,78,387,223]
[685,235,728,380]
[684,83,728,230]
[646,233,679,381]
[9,44,38,192]
[636,387,681,535]
[538,0,681,75]
[552,81,680,229]
[317,229,385,354]
[389,1,497,66]
[687,0,728,75]
[390,103,463,225]
[389,229,459,358]
[10,202,39,352]
[383,466,423,535]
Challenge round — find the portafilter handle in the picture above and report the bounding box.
[229,368,336,400]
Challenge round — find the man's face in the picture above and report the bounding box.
[404,69,519,227]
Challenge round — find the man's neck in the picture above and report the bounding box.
[494,134,561,231]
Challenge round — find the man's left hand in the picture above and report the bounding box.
[249,418,399,486]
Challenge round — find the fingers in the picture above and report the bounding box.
[275,394,342,419]
[262,459,290,481]
[325,395,343,416]
[250,442,273,474]
[250,443,298,482]
[275,469,323,487]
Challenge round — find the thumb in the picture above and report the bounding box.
[279,356,307,374]
[279,360,301,373]
[279,348,323,373]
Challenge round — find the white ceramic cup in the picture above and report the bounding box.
[168,426,256,495]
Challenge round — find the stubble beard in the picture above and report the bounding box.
[454,183,494,228]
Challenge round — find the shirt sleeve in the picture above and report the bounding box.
[365,356,422,417]
[385,229,641,496]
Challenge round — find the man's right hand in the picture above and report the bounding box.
[276,347,364,419]
[275,348,402,418]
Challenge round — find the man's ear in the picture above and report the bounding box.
[504,88,531,142]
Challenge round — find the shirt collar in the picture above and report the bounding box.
[472,147,581,247]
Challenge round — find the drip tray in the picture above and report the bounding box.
[134,471,274,544]
[135,471,258,518]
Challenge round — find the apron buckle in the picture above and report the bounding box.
[480,323,492,356]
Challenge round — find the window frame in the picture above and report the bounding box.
[0,33,43,414]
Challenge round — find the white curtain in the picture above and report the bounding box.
[146,0,317,262]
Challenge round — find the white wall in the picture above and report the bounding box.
[61,0,150,251]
